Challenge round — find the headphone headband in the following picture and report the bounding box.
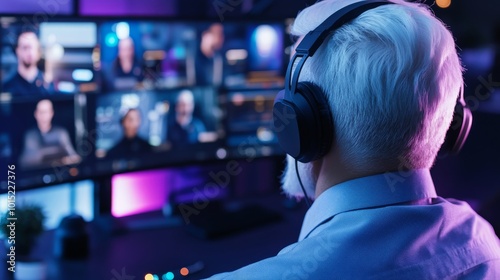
[274,0,471,163]
[286,0,393,95]
[296,0,392,56]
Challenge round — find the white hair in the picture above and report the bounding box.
[291,0,463,169]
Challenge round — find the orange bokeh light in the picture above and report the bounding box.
[436,0,451,8]
[180,267,189,276]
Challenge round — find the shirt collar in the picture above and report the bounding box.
[298,169,437,241]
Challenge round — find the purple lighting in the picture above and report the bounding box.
[112,169,171,217]
[0,0,73,15]
[111,166,223,217]
[80,0,176,17]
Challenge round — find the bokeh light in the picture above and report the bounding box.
[436,0,451,8]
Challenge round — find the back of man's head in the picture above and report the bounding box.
[293,0,463,170]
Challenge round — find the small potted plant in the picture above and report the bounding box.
[0,203,46,280]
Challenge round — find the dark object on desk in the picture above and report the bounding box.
[54,215,89,259]
[0,203,45,257]
[184,201,282,239]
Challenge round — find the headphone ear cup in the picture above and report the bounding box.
[442,102,472,154]
[273,89,302,158]
[295,82,334,162]
[273,82,334,163]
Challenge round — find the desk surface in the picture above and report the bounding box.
[0,193,308,280]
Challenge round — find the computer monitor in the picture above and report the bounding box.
[0,17,288,191]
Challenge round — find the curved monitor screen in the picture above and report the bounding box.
[0,18,289,191]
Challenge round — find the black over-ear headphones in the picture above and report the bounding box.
[273,0,472,163]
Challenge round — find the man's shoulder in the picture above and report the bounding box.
[50,126,69,135]
[24,127,39,137]
[207,198,500,279]
[307,197,500,278]
[191,117,206,130]
[3,73,21,89]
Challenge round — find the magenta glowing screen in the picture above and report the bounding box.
[79,0,176,16]
[112,169,172,217]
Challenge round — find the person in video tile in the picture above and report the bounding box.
[105,37,144,91]
[3,30,54,96]
[106,108,152,158]
[197,23,225,86]
[167,90,206,146]
[19,99,80,169]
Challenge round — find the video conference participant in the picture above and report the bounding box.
[3,30,54,96]
[167,89,206,147]
[207,0,500,279]
[106,108,152,158]
[196,24,225,86]
[104,37,144,91]
[19,99,80,169]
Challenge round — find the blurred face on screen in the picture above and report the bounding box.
[176,90,195,126]
[122,109,141,139]
[118,37,135,62]
[34,99,54,133]
[201,24,224,58]
[16,32,41,69]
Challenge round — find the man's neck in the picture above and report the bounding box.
[314,149,396,198]
[38,125,51,134]
[176,115,192,127]
[314,162,355,198]
[18,65,39,83]
[124,134,137,140]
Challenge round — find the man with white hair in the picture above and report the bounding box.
[167,89,206,146]
[207,0,500,279]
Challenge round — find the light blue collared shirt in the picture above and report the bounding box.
[207,169,500,279]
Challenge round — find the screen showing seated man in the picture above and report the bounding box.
[196,23,225,87]
[18,99,81,170]
[2,94,90,188]
[1,20,100,95]
[196,22,285,88]
[108,37,144,91]
[100,21,196,92]
[167,89,207,147]
[94,87,221,169]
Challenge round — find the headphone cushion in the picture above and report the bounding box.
[442,102,473,154]
[296,82,334,162]
[273,82,333,163]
